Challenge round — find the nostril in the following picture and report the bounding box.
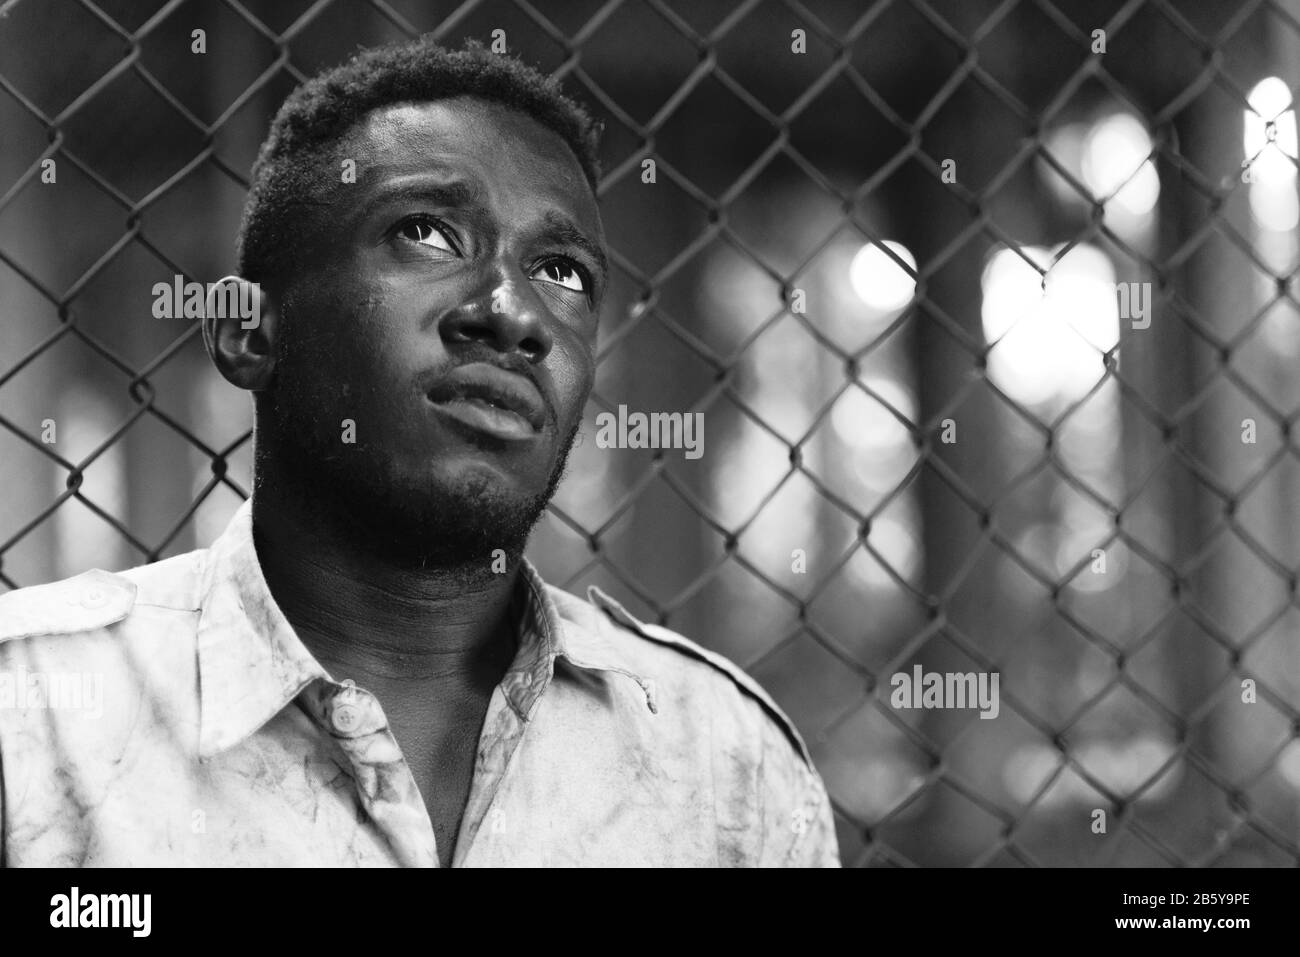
[447,324,495,345]
[519,335,547,359]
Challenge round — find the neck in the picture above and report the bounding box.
[251,484,521,686]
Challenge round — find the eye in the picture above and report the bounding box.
[532,259,587,293]
[396,217,458,254]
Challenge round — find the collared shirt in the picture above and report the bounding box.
[0,501,839,867]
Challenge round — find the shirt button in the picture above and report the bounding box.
[331,680,363,733]
[80,586,108,609]
[332,704,361,733]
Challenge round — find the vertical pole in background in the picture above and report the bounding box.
[910,51,1013,866]
[1177,14,1289,864]
[0,88,58,587]
[1272,0,1300,856]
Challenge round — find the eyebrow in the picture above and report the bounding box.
[368,176,484,211]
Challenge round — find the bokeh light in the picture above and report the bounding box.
[980,244,1120,408]
[1244,76,1299,232]
[849,240,917,313]
[1081,113,1160,216]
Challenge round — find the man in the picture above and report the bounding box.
[0,39,838,867]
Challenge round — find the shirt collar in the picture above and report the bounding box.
[506,560,658,719]
[195,499,326,757]
[195,499,654,758]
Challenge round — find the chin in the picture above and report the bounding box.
[425,454,538,496]
[338,459,552,568]
[263,408,578,568]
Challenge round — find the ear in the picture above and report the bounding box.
[202,276,279,392]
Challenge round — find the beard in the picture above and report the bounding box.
[254,317,579,577]
[257,404,579,575]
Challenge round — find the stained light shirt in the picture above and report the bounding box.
[0,500,839,867]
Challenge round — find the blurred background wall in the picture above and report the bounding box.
[2,0,1299,866]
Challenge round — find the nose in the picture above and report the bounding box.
[439,265,553,363]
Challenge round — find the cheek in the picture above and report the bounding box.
[279,292,405,421]
[549,339,596,426]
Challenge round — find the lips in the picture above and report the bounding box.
[424,363,547,439]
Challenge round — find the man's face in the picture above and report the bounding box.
[261,96,606,566]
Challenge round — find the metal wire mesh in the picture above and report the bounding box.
[2,0,1300,867]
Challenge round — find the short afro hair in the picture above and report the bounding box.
[236,37,602,290]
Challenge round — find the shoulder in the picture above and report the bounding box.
[0,569,138,644]
[548,582,841,865]
[547,582,816,770]
[0,551,204,646]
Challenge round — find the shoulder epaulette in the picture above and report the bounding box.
[0,569,137,643]
[587,585,815,768]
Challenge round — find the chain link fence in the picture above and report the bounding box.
[2,0,1300,866]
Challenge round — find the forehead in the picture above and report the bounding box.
[346,97,598,222]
